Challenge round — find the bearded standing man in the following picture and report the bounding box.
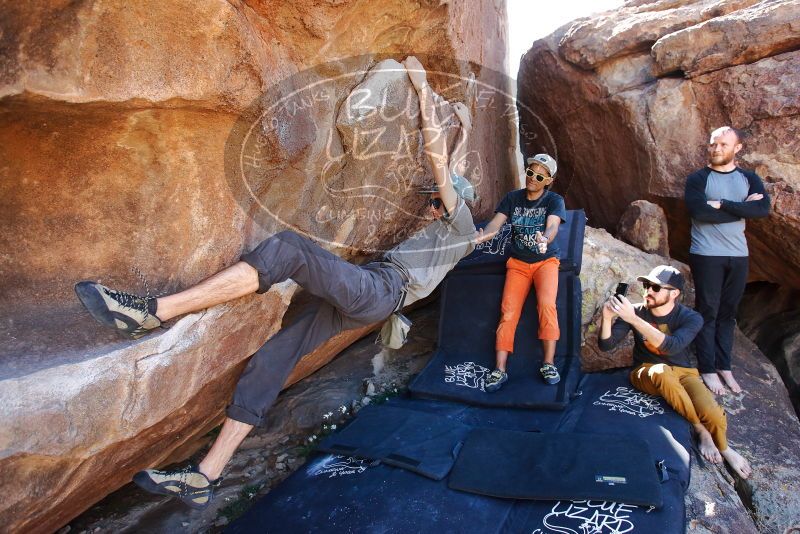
[684,127,770,395]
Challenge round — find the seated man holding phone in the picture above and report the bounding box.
[599,266,752,479]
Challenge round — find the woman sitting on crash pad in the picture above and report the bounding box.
[476,154,566,391]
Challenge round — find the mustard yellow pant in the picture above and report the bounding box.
[630,363,728,451]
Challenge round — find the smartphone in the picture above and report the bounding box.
[615,283,629,298]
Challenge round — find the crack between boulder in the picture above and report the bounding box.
[2,90,244,116]
[602,74,663,100]
[709,454,761,530]
[685,40,800,80]
[732,474,761,531]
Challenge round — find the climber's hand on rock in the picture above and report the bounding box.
[403,56,428,90]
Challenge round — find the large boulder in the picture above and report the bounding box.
[517,0,800,289]
[617,199,671,256]
[0,1,514,532]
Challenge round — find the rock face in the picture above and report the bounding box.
[617,199,670,256]
[517,0,800,289]
[705,330,800,533]
[738,282,800,417]
[0,1,513,532]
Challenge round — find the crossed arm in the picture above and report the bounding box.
[685,170,770,223]
[685,173,741,224]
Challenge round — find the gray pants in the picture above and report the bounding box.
[228,231,405,426]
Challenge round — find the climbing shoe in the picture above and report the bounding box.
[133,464,222,510]
[484,369,508,392]
[540,363,560,385]
[74,281,161,339]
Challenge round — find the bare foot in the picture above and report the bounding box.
[694,424,722,464]
[718,370,743,394]
[701,372,727,395]
[452,102,472,132]
[721,447,752,479]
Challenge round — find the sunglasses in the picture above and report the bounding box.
[642,280,675,293]
[429,198,443,209]
[525,168,549,182]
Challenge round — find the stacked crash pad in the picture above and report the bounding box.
[228,211,693,533]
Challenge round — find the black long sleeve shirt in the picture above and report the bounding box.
[684,166,770,223]
[598,303,703,368]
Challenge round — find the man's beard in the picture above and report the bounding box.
[710,152,734,166]
[645,294,670,309]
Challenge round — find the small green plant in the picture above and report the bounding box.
[297,404,352,457]
[218,484,262,523]
[295,387,404,458]
[371,384,404,405]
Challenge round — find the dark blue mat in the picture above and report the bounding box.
[384,396,566,432]
[558,369,692,487]
[227,453,513,534]
[317,405,469,480]
[457,210,586,275]
[230,374,691,533]
[448,429,663,508]
[229,450,683,534]
[499,477,686,534]
[407,272,582,408]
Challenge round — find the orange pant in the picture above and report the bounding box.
[496,256,560,353]
[630,363,728,451]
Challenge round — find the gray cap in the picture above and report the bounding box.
[637,265,685,292]
[526,153,557,177]
[417,174,477,202]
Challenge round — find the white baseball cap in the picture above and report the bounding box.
[526,153,557,177]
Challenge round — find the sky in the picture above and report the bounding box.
[506,0,624,77]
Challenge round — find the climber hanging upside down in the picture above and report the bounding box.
[74,56,492,509]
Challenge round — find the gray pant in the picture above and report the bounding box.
[228,230,405,426]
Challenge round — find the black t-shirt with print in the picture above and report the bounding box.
[495,189,567,263]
